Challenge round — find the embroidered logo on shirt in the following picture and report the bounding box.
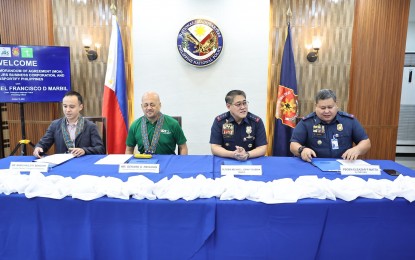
[161,129,171,135]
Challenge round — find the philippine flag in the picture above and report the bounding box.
[102,15,128,154]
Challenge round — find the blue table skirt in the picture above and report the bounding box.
[0,194,215,260]
[1,155,415,260]
[201,198,415,260]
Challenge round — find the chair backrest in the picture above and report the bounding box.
[171,116,182,155]
[84,116,107,154]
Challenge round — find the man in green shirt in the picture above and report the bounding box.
[125,91,188,155]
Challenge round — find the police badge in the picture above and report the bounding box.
[245,126,253,139]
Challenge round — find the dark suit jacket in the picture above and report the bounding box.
[35,117,105,155]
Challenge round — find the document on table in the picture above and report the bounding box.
[311,158,342,172]
[35,153,74,167]
[311,159,372,172]
[94,154,132,165]
[336,159,371,166]
[128,158,159,164]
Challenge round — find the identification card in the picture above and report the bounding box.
[331,138,339,150]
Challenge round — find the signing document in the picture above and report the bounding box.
[94,154,132,165]
[35,153,74,167]
[311,159,379,175]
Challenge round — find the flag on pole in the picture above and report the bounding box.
[102,15,128,154]
[272,24,298,156]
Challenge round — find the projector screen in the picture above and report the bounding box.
[0,44,71,103]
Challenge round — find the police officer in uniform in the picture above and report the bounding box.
[210,90,267,161]
[290,89,371,162]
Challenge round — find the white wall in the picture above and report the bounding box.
[406,22,415,51]
[408,0,415,51]
[132,0,269,154]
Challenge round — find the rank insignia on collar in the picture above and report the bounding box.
[337,124,343,131]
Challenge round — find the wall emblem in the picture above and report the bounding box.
[177,19,224,67]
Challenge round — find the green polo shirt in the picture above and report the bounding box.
[126,115,187,155]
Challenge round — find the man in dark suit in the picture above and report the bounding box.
[33,90,105,158]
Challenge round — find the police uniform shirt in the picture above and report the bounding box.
[290,111,369,158]
[209,111,267,151]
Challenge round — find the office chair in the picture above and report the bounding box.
[84,116,107,154]
[171,116,182,155]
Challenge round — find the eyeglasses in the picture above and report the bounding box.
[232,101,249,108]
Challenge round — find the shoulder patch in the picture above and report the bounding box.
[338,111,354,119]
[247,113,260,123]
[216,112,228,122]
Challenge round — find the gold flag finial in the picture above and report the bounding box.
[286,6,292,25]
[110,3,117,16]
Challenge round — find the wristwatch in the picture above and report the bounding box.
[298,146,306,155]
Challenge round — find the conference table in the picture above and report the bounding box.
[1,155,415,260]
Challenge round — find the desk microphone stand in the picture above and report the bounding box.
[10,103,35,155]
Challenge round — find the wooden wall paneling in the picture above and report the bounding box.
[365,126,398,160]
[52,0,133,122]
[6,102,60,155]
[349,0,410,160]
[0,0,133,157]
[0,0,51,45]
[267,0,355,155]
[0,0,59,157]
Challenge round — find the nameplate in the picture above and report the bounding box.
[340,165,381,175]
[221,165,262,176]
[9,162,49,172]
[119,163,160,173]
